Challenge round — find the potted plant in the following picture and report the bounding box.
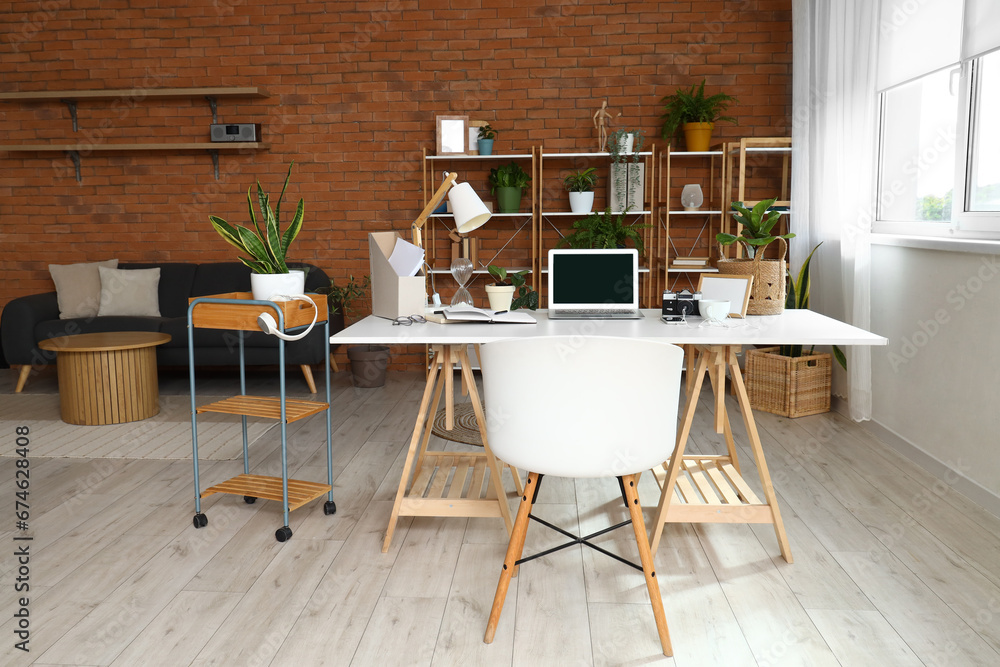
[488,161,531,213]
[209,162,306,300]
[486,265,538,312]
[477,123,496,156]
[608,128,646,212]
[660,79,737,151]
[563,167,597,215]
[559,207,649,255]
[745,243,845,418]
[716,198,795,315]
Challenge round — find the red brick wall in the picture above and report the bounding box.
[1,0,792,370]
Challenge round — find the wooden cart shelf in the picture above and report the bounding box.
[401,452,506,518]
[650,456,775,524]
[202,474,331,512]
[196,395,329,422]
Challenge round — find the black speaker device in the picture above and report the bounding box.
[210,123,261,142]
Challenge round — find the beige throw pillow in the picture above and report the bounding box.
[97,266,161,317]
[49,259,119,319]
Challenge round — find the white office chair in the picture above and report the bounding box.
[480,335,683,657]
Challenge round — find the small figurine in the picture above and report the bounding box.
[593,100,621,152]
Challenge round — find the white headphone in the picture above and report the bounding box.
[257,294,318,341]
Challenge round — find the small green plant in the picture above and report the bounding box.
[563,167,598,193]
[488,161,531,194]
[209,162,304,274]
[486,265,538,310]
[660,79,737,141]
[478,123,496,140]
[317,274,370,320]
[559,207,649,255]
[781,242,847,369]
[716,198,795,259]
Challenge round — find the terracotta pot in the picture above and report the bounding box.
[682,122,715,152]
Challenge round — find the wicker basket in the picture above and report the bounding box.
[717,238,786,315]
[745,346,831,418]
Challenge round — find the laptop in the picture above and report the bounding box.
[547,248,643,319]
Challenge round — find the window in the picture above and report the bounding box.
[875,0,1000,238]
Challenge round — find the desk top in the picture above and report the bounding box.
[332,309,887,347]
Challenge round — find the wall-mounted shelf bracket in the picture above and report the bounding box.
[67,150,81,182]
[209,149,219,179]
[205,96,218,124]
[62,99,78,131]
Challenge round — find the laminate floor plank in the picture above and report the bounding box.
[807,608,922,666]
[350,596,447,667]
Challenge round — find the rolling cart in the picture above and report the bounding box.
[187,293,336,542]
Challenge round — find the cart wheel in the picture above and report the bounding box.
[193,513,208,529]
[275,526,292,542]
[323,500,337,515]
[244,496,257,504]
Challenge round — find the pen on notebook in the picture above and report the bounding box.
[494,310,507,315]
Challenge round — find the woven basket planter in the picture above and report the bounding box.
[745,346,831,418]
[717,238,787,315]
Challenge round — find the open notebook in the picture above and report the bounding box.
[426,304,536,324]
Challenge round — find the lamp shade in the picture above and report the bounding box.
[448,181,492,233]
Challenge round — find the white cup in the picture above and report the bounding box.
[700,299,730,322]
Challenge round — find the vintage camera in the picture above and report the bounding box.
[661,289,701,322]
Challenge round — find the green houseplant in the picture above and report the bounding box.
[564,167,597,214]
[660,79,737,151]
[210,161,306,299]
[488,161,531,213]
[477,123,496,156]
[716,198,794,316]
[608,128,646,211]
[560,207,648,255]
[486,265,538,311]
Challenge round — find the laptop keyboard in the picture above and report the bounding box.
[549,309,643,320]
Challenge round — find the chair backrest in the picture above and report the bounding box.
[481,336,683,478]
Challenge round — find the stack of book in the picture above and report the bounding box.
[670,256,710,270]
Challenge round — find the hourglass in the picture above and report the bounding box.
[450,258,474,306]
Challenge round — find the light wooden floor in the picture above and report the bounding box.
[2,364,999,666]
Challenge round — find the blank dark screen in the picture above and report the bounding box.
[552,253,634,305]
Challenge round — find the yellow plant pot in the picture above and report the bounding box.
[683,122,715,152]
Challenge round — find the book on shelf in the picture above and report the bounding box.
[425,304,536,324]
[671,256,709,267]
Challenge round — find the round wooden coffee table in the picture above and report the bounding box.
[38,331,171,425]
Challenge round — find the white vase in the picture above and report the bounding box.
[568,191,595,214]
[485,284,515,312]
[250,270,306,300]
[680,183,704,211]
[618,132,635,154]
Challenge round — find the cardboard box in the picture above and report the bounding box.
[369,231,426,319]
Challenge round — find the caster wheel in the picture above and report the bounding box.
[275,526,292,542]
[244,496,257,504]
[193,513,208,529]
[323,500,337,516]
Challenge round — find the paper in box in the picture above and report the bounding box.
[369,231,426,319]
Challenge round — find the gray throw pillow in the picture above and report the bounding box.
[97,266,162,317]
[49,259,119,319]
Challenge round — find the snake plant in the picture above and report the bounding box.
[209,162,304,274]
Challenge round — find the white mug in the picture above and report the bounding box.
[700,299,730,322]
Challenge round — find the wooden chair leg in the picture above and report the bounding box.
[14,365,32,393]
[622,473,673,657]
[329,353,340,373]
[484,471,538,644]
[300,364,317,394]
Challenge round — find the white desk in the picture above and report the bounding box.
[334,310,886,557]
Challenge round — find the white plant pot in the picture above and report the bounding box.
[618,132,635,154]
[485,284,516,312]
[568,191,595,214]
[250,270,306,301]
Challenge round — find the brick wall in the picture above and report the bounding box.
[1,0,792,370]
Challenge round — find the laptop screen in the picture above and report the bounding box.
[548,249,639,310]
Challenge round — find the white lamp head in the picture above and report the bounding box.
[448,181,492,233]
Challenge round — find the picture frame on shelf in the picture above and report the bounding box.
[437,115,469,155]
[697,274,754,318]
[468,120,488,156]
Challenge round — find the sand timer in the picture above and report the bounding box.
[450,257,474,306]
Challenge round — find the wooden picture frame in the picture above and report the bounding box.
[697,274,754,318]
[436,115,468,155]
[467,120,488,156]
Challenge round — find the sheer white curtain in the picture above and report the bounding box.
[791,0,878,421]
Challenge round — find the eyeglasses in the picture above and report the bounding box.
[393,315,427,326]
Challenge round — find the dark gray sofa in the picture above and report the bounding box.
[1,262,334,393]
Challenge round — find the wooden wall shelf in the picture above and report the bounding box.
[0,142,269,152]
[0,86,269,101]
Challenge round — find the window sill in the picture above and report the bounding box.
[870,233,1000,255]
